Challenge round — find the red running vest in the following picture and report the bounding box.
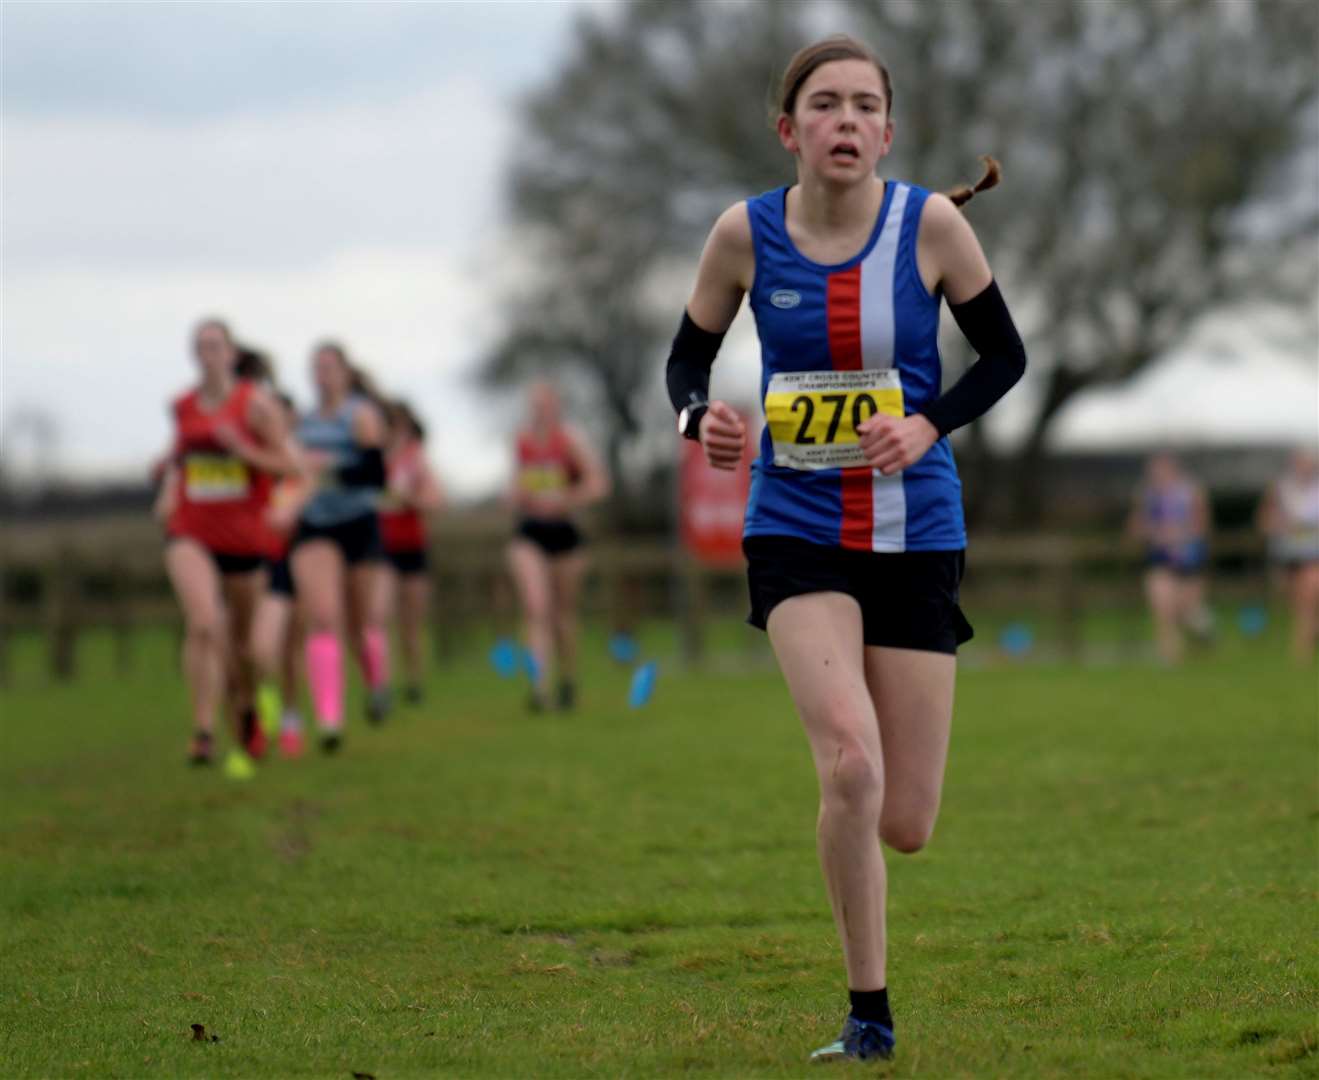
[515,427,579,510]
[378,440,428,553]
[167,381,274,556]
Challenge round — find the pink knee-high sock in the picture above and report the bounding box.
[360,627,389,691]
[306,632,343,731]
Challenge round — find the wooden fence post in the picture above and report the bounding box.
[676,555,705,668]
[0,542,10,688]
[490,564,514,641]
[0,603,9,689]
[47,549,78,681]
[1057,548,1082,661]
[430,556,454,664]
[109,553,134,675]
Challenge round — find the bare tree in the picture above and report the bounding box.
[0,406,61,497]
[485,0,1318,521]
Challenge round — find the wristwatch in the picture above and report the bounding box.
[678,402,708,441]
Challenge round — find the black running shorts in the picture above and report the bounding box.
[515,518,584,558]
[386,548,429,576]
[291,513,384,566]
[266,556,295,597]
[743,535,974,654]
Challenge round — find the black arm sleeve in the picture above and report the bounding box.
[919,280,1027,438]
[665,310,726,414]
[335,447,386,490]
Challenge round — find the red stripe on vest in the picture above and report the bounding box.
[827,267,873,551]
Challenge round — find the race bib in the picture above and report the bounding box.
[765,369,903,471]
[520,463,568,493]
[183,454,250,502]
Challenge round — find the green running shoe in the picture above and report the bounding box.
[222,749,257,782]
[256,681,282,737]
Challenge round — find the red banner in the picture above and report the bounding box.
[679,409,753,567]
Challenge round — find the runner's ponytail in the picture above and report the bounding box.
[944,156,1001,208]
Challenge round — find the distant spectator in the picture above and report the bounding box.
[1126,452,1213,664]
[1258,448,1319,663]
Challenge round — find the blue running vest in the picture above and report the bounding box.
[743,181,966,552]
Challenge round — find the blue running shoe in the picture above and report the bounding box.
[810,1016,895,1063]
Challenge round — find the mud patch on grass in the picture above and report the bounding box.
[1264,1031,1317,1064]
[271,799,322,863]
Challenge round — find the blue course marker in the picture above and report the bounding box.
[490,638,520,679]
[628,661,658,709]
[521,648,541,683]
[608,631,640,665]
[1237,605,1268,638]
[999,622,1035,657]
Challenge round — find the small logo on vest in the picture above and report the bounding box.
[770,289,802,310]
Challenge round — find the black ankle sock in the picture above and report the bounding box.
[849,987,891,1028]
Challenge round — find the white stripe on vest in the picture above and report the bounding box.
[858,182,910,552]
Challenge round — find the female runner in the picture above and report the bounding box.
[1126,452,1212,664]
[251,392,311,758]
[291,343,391,752]
[507,381,609,711]
[1258,448,1319,662]
[160,318,295,765]
[665,36,1025,1061]
[379,400,445,705]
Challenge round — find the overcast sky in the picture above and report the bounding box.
[2,0,617,497]
[4,2,1314,499]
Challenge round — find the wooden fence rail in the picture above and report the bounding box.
[0,521,1282,684]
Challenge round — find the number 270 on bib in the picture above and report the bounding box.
[765,369,903,471]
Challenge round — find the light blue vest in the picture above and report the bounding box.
[298,396,377,527]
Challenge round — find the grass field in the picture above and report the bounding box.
[1,625,1316,1078]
